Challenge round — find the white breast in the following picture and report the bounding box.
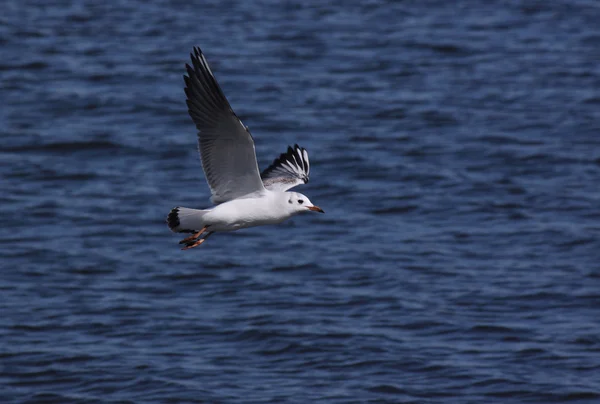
[203,192,292,232]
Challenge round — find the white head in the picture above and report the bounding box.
[284,192,324,215]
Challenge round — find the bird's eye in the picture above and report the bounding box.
[298,199,304,204]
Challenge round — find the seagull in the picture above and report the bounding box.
[167,47,324,250]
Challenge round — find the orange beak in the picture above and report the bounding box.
[307,205,324,213]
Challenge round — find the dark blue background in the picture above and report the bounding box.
[2,0,600,402]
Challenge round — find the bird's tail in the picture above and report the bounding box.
[167,207,210,233]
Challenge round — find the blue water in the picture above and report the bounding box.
[2,0,600,402]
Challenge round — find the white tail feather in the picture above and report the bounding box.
[167,207,209,233]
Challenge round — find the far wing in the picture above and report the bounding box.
[261,145,310,192]
[184,47,266,204]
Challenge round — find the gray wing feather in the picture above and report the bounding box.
[184,47,265,204]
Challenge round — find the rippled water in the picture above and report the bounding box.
[2,0,600,402]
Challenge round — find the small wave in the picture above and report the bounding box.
[558,237,596,248]
[371,205,419,215]
[152,271,220,282]
[516,347,546,356]
[374,107,406,120]
[419,110,459,126]
[404,40,476,56]
[476,134,545,146]
[3,140,123,153]
[367,384,406,395]
[469,324,519,334]
[255,342,307,356]
[0,61,49,71]
[271,263,322,272]
[559,392,600,401]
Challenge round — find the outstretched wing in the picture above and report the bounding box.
[184,47,266,204]
[261,144,310,192]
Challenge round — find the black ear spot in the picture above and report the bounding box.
[288,199,293,204]
[298,199,304,204]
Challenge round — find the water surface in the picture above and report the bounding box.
[1,0,600,402]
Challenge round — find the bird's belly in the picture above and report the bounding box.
[234,215,287,230]
[209,217,286,232]
[205,203,288,232]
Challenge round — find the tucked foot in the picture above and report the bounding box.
[181,232,213,250]
[181,238,206,250]
[178,226,207,244]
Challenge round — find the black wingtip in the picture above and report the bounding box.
[191,47,208,66]
[260,144,310,184]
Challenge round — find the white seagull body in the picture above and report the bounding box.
[167,47,323,249]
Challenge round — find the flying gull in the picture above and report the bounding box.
[167,47,323,250]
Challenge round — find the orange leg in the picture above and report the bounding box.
[181,232,213,250]
[178,226,207,244]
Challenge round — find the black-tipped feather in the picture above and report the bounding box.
[167,207,197,233]
[167,207,181,231]
[261,144,310,191]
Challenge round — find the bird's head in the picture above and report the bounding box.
[286,192,324,215]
